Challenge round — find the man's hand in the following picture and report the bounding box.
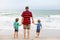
[32,20,34,23]
[32,17,34,23]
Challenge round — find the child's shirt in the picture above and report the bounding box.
[14,21,19,30]
[37,23,42,30]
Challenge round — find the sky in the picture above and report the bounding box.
[0,0,60,10]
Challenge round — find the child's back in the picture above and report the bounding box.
[37,22,42,30]
[14,21,19,30]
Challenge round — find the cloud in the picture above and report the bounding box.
[0,0,60,10]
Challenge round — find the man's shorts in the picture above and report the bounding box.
[23,24,30,29]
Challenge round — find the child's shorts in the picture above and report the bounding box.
[15,29,18,32]
[36,29,40,33]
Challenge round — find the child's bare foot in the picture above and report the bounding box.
[36,36,38,38]
[16,36,18,38]
[14,36,18,39]
[36,36,40,38]
[27,38,29,39]
[27,38,30,40]
[14,35,16,38]
[27,36,30,39]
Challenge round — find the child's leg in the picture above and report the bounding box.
[36,32,40,38]
[36,29,40,38]
[14,32,17,38]
[37,33,40,37]
[14,32,18,38]
[36,32,38,37]
[16,32,18,38]
[14,29,18,38]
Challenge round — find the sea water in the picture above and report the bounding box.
[0,10,60,29]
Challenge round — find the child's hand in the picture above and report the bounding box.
[33,22,37,25]
[19,24,22,26]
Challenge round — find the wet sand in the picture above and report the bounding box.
[0,28,60,40]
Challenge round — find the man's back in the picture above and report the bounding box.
[21,10,32,25]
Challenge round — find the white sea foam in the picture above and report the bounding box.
[0,15,60,30]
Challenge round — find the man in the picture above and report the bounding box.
[21,6,34,39]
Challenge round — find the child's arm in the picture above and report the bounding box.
[18,22,22,26]
[40,24,42,29]
[33,22,37,25]
[19,24,22,26]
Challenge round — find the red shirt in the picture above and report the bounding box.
[21,10,32,25]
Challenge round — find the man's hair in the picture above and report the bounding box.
[15,18,19,22]
[25,6,29,9]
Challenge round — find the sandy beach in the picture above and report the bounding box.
[0,28,60,40]
[0,16,60,40]
[0,0,60,40]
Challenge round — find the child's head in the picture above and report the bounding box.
[37,19,41,23]
[15,18,19,22]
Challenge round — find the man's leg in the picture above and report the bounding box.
[27,29,30,39]
[27,24,30,39]
[24,29,26,39]
[23,25,26,39]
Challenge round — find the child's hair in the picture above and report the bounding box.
[38,19,41,23]
[15,18,19,22]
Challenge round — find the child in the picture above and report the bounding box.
[33,19,42,38]
[14,18,21,38]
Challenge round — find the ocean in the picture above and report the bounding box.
[0,10,60,29]
[0,10,60,17]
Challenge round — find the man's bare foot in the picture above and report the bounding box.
[24,37,26,39]
[36,36,38,38]
[14,34,18,38]
[27,36,30,39]
[36,36,40,38]
[27,38,30,40]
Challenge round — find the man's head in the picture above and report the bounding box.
[25,6,29,10]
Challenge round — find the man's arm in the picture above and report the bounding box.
[32,17,34,23]
[21,17,24,24]
[33,22,37,25]
[31,17,37,25]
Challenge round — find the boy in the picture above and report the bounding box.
[14,18,20,38]
[33,19,42,38]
